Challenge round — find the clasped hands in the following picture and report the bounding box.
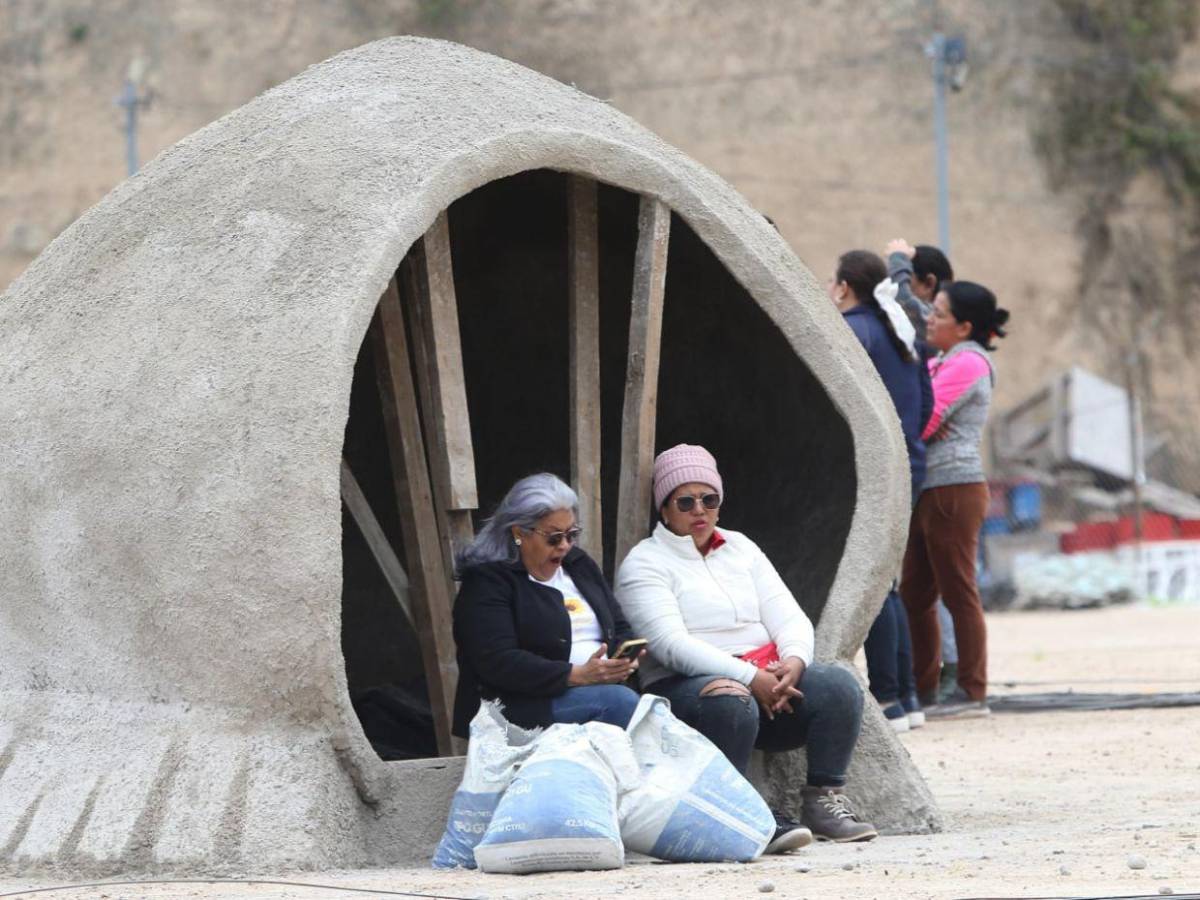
[750,656,806,719]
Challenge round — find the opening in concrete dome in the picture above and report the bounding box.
[0,37,938,875]
[338,169,856,762]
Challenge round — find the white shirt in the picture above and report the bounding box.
[531,565,604,665]
[615,523,815,686]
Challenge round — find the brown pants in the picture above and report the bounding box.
[900,482,989,702]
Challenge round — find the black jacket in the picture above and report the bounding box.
[451,547,634,737]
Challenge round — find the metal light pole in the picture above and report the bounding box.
[926,34,967,258]
[116,58,150,176]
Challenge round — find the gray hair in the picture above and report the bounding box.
[456,473,579,572]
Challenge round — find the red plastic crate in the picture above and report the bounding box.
[1178,519,1200,539]
[1060,521,1118,553]
[1115,513,1179,544]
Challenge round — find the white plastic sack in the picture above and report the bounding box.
[473,721,637,874]
[431,702,539,869]
[619,694,774,862]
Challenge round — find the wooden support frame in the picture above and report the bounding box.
[371,276,462,756]
[339,458,414,630]
[567,176,603,560]
[614,196,671,568]
[402,211,478,565]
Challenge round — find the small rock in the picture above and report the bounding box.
[1059,865,1071,876]
[842,862,856,871]
[1135,833,1143,841]
[1159,888,1174,896]
[1128,854,1147,870]
[1189,843,1196,850]
[793,863,811,873]
[1052,849,1064,855]
[757,882,775,894]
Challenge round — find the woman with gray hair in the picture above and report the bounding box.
[450,473,643,738]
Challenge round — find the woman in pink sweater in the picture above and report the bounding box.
[901,281,1009,719]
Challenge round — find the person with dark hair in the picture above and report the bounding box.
[885,238,953,340]
[901,281,1010,719]
[829,251,928,732]
[885,237,961,702]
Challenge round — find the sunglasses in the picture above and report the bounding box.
[672,493,721,513]
[528,526,583,547]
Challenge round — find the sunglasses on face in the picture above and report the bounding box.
[672,493,721,513]
[528,526,583,547]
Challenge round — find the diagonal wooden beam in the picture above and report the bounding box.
[614,196,671,568]
[340,457,414,630]
[403,212,478,565]
[371,276,460,757]
[567,175,603,560]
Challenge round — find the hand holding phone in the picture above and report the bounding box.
[611,638,648,661]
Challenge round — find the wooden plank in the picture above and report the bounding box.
[371,277,461,757]
[567,175,603,560]
[405,213,478,559]
[614,196,671,568]
[399,251,460,583]
[340,457,414,630]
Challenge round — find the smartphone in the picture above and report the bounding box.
[611,638,648,660]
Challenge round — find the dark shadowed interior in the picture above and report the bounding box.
[340,169,856,758]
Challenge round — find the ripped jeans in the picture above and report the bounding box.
[647,664,863,787]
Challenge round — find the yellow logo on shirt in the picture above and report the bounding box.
[563,597,583,614]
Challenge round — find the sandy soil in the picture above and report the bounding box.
[3,605,1199,900]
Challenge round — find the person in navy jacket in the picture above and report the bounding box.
[829,249,930,731]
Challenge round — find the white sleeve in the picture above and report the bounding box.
[746,538,815,666]
[616,553,759,685]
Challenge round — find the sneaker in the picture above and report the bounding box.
[925,687,990,719]
[882,701,910,733]
[766,811,813,854]
[901,693,925,729]
[937,662,959,703]
[800,786,878,843]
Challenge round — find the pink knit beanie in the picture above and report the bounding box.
[652,444,723,510]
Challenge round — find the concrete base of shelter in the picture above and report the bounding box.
[2,681,936,876]
[0,691,462,875]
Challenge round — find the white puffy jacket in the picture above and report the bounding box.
[615,523,815,688]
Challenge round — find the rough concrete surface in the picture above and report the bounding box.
[0,37,925,874]
[2,605,1196,897]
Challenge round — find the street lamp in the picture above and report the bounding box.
[116,57,150,176]
[926,34,967,257]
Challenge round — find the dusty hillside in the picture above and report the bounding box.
[2,0,1197,425]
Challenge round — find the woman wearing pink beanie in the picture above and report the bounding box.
[616,444,876,847]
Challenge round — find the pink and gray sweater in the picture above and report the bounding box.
[922,340,995,491]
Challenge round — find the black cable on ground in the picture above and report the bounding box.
[0,878,481,899]
[988,690,1200,713]
[960,896,1200,900]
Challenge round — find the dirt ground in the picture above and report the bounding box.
[3,605,1198,900]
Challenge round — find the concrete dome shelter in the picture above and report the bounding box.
[0,38,939,875]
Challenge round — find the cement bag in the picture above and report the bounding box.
[473,721,637,874]
[619,694,773,862]
[431,703,539,869]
